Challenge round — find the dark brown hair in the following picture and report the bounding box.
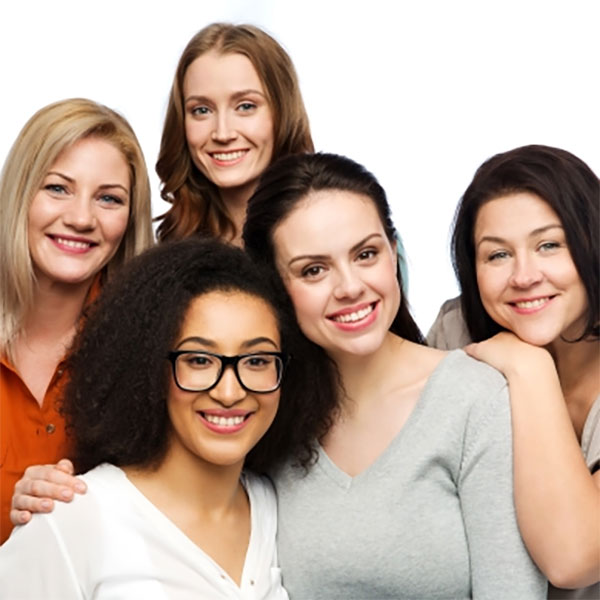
[452,144,599,342]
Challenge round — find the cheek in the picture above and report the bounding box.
[103,211,130,246]
[285,282,322,332]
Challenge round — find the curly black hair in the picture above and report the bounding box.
[62,237,327,475]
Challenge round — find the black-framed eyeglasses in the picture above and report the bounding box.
[167,350,288,394]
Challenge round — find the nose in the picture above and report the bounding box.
[211,111,238,143]
[509,253,543,288]
[333,264,365,300]
[63,196,96,231]
[208,365,246,406]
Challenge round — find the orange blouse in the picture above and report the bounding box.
[0,277,102,544]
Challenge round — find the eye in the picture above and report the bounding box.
[181,353,214,369]
[301,265,325,279]
[538,241,560,252]
[98,194,126,207]
[488,250,510,262]
[242,354,275,370]
[190,105,211,117]
[44,183,67,194]
[356,248,378,262]
[237,101,257,112]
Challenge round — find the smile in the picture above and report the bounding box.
[56,237,92,249]
[210,150,247,162]
[510,296,553,309]
[203,413,245,427]
[330,303,375,323]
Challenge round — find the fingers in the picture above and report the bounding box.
[55,458,75,475]
[17,463,87,497]
[9,507,34,527]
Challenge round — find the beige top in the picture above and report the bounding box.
[426,296,471,349]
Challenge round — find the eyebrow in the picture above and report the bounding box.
[476,224,564,249]
[184,89,267,105]
[287,233,383,267]
[45,171,129,195]
[176,336,279,350]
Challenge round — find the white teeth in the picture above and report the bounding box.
[332,304,374,323]
[56,237,91,249]
[515,298,549,309]
[204,414,245,427]
[212,150,246,161]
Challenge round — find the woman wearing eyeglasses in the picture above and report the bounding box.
[0,238,330,599]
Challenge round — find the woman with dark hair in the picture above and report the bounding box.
[243,152,545,598]
[430,145,599,597]
[155,22,314,245]
[0,238,331,598]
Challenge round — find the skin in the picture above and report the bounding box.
[273,190,400,362]
[273,189,445,476]
[28,137,130,290]
[124,290,281,584]
[183,51,274,237]
[474,192,588,349]
[15,137,131,404]
[465,192,600,588]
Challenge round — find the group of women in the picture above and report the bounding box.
[0,21,597,600]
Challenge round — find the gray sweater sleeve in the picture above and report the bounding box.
[458,376,547,599]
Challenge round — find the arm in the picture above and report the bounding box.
[465,333,600,588]
[10,458,87,526]
[458,372,547,598]
[0,510,84,599]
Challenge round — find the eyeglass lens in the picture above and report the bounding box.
[175,352,281,392]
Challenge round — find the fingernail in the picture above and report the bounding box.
[60,489,73,499]
[41,499,51,510]
[74,482,85,493]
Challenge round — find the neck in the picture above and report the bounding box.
[22,278,93,345]
[127,436,245,515]
[332,332,406,412]
[220,184,256,246]
[548,335,600,402]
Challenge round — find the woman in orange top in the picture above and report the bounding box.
[0,98,153,543]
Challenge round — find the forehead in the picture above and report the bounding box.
[47,137,129,182]
[183,51,264,96]
[179,290,280,343]
[273,190,384,257]
[475,191,561,236]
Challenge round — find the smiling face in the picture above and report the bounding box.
[474,192,588,347]
[167,290,281,470]
[183,51,274,202]
[273,190,400,361]
[27,137,131,289]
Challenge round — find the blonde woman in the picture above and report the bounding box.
[0,98,153,543]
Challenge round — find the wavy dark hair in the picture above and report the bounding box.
[452,144,599,342]
[62,237,327,474]
[155,23,314,243]
[243,152,424,427]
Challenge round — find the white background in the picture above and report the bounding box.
[1,0,598,332]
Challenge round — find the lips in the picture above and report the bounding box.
[208,150,248,164]
[508,295,556,314]
[327,302,376,324]
[198,409,253,433]
[48,234,97,252]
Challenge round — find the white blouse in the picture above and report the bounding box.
[0,463,287,600]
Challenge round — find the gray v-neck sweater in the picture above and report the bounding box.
[272,350,546,599]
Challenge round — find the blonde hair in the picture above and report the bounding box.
[0,98,154,358]
[155,23,314,242]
